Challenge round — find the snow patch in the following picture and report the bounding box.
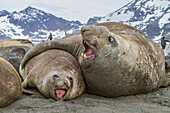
[159,13,170,28]
[0,15,29,39]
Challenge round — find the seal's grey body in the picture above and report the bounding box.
[20,22,169,97]
[20,49,85,100]
[0,58,22,108]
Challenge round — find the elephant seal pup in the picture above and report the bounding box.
[0,39,33,75]
[20,22,169,97]
[0,58,22,108]
[20,49,85,100]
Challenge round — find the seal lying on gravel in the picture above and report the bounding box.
[0,58,22,108]
[20,49,85,100]
[163,53,170,87]
[20,22,169,97]
[0,39,33,75]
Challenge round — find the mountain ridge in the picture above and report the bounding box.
[87,0,170,40]
[0,6,83,43]
[0,0,169,44]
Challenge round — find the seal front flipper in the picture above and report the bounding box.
[22,88,34,95]
[20,35,83,70]
[22,81,34,95]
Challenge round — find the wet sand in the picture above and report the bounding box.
[0,86,170,113]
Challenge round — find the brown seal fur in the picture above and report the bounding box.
[0,58,22,108]
[20,22,169,97]
[20,49,85,100]
[162,53,170,87]
[0,39,33,75]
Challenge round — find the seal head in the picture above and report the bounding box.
[21,50,85,100]
[43,70,75,100]
[80,25,118,69]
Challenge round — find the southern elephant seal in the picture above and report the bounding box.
[0,58,22,108]
[20,49,85,100]
[20,22,169,97]
[163,53,170,87]
[0,39,33,77]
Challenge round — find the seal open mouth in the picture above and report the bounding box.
[83,40,95,58]
[55,89,67,99]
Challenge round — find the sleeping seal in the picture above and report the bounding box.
[0,58,22,108]
[20,22,169,97]
[0,39,33,75]
[20,49,85,100]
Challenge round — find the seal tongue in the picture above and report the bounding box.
[85,48,95,58]
[56,89,66,98]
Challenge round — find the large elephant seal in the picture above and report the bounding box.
[20,22,169,97]
[20,49,85,100]
[0,39,33,76]
[0,58,22,108]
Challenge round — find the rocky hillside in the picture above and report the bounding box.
[0,6,83,43]
[0,0,169,45]
[87,0,170,40]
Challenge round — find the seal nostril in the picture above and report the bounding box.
[64,81,68,85]
[67,76,73,81]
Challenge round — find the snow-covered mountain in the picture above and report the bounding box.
[0,0,169,48]
[0,6,83,44]
[87,0,170,41]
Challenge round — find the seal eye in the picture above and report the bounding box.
[108,36,114,42]
[53,75,59,81]
[67,76,73,81]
